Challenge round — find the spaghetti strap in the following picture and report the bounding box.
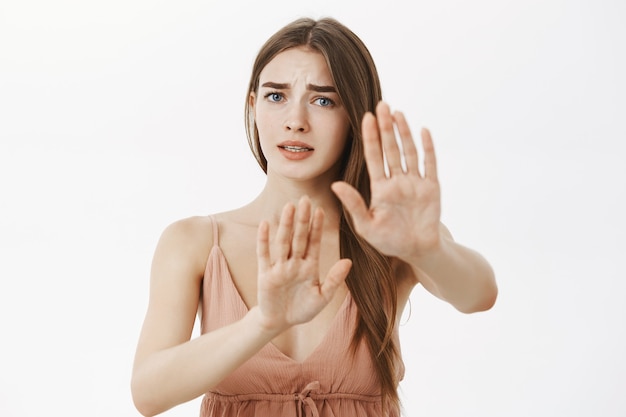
[209,215,219,246]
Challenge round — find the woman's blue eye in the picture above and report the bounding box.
[267,92,282,102]
[315,97,334,107]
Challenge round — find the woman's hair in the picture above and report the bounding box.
[244,17,400,411]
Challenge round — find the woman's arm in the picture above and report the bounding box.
[131,218,281,416]
[401,223,497,313]
[131,199,351,416]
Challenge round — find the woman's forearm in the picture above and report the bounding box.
[407,234,497,313]
[131,307,280,417]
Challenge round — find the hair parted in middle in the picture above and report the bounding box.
[244,17,401,412]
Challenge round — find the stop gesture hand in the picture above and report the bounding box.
[332,101,442,261]
[256,197,352,333]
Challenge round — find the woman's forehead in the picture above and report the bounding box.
[258,47,333,86]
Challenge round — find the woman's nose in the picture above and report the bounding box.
[284,104,309,132]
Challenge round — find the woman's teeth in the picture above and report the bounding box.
[281,146,311,152]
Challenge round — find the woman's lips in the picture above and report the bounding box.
[279,145,313,152]
[278,140,314,150]
[277,141,314,160]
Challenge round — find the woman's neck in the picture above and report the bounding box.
[242,176,343,229]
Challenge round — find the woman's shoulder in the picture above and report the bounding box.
[151,215,218,276]
[160,215,214,245]
[154,205,260,270]
[157,208,250,250]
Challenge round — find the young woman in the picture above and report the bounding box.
[131,17,497,417]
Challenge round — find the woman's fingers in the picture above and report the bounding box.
[375,101,404,177]
[320,258,352,300]
[362,112,386,181]
[275,202,296,260]
[365,101,430,179]
[331,181,370,233]
[421,127,438,180]
[393,110,420,176]
[263,197,324,263]
[256,220,271,272]
[291,197,312,258]
[304,207,324,260]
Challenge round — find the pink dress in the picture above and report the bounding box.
[199,217,405,417]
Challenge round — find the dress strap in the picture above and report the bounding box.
[209,215,219,246]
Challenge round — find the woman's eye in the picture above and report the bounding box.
[315,97,334,107]
[266,92,283,102]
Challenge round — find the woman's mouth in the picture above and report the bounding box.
[277,141,315,160]
[279,145,313,152]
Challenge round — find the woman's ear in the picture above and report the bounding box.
[249,92,256,109]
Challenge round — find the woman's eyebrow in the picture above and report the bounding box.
[260,81,336,93]
[307,84,336,93]
[261,81,289,89]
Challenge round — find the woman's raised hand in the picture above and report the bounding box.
[256,197,352,333]
[332,101,442,261]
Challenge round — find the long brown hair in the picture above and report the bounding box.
[244,17,400,411]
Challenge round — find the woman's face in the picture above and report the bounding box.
[251,46,351,182]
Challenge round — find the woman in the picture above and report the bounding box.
[131,17,497,417]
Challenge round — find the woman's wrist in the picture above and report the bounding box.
[245,306,289,339]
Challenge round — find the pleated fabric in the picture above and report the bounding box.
[199,216,404,417]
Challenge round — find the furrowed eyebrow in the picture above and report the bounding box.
[260,81,337,93]
[307,84,337,93]
[261,82,289,89]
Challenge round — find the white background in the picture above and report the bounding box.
[1,0,625,416]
